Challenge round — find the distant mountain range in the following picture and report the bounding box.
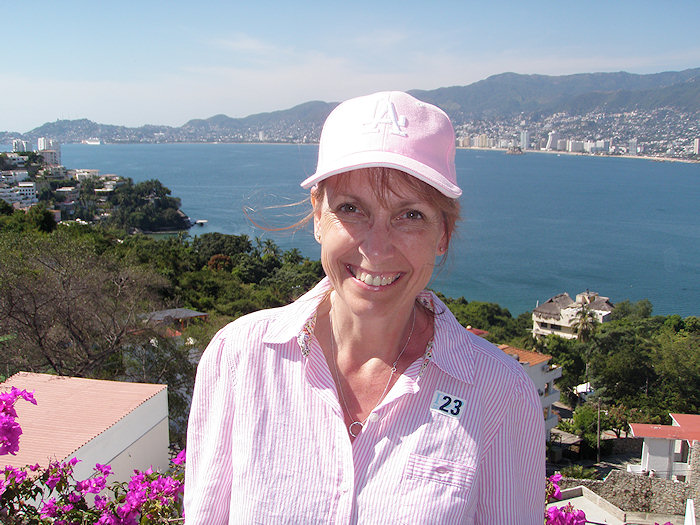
[3,68,700,145]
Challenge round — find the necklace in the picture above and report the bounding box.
[330,306,416,438]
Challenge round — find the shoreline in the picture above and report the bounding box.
[458,145,700,164]
[56,142,699,164]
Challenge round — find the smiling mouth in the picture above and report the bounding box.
[348,265,401,287]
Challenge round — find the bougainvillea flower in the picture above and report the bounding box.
[0,414,22,455]
[172,449,186,465]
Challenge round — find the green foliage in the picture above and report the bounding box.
[0,199,13,215]
[559,464,598,479]
[2,196,698,454]
[438,294,531,345]
[0,203,58,234]
[610,299,653,320]
[106,178,190,232]
[570,402,613,458]
[536,336,586,406]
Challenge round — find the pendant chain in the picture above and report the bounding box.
[329,306,416,438]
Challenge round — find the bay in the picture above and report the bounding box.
[59,143,699,318]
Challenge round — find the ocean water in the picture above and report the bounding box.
[57,143,700,318]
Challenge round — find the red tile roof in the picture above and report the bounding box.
[1,372,166,469]
[630,414,700,442]
[466,326,489,337]
[498,344,552,367]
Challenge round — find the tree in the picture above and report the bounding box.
[570,402,612,458]
[0,199,13,216]
[571,304,598,342]
[537,335,586,406]
[610,299,653,321]
[0,230,169,377]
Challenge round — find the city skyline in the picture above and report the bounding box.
[3,0,700,133]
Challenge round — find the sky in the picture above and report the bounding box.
[4,0,700,133]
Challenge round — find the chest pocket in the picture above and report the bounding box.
[399,453,477,524]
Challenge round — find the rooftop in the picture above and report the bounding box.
[1,372,166,468]
[498,344,552,367]
[629,413,700,442]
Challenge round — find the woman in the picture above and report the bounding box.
[185,91,545,524]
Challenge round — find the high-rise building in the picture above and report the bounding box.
[694,138,700,155]
[520,131,530,150]
[545,131,559,150]
[629,138,638,155]
[37,137,61,165]
[12,139,28,152]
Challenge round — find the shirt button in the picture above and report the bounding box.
[339,483,351,493]
[367,413,380,423]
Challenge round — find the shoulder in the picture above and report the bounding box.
[427,292,537,403]
[198,279,330,370]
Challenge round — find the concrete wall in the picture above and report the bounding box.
[560,469,699,517]
[68,389,169,484]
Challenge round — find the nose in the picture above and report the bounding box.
[359,219,394,262]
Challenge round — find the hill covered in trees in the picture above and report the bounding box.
[4,67,700,145]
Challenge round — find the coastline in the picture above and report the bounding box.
[458,146,700,164]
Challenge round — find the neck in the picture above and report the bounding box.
[322,292,421,367]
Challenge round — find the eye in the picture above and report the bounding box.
[338,203,360,214]
[400,209,424,220]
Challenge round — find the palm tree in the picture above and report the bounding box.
[571,304,598,342]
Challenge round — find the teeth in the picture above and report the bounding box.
[355,269,398,287]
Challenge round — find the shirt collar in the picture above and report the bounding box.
[262,277,475,385]
[423,291,476,386]
[262,277,332,348]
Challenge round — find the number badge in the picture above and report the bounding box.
[430,390,465,419]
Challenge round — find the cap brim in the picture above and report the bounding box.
[300,152,462,198]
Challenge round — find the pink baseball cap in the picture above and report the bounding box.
[301,91,461,198]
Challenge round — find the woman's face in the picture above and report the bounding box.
[313,169,448,318]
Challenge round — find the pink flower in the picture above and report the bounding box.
[0,387,36,415]
[46,471,63,490]
[172,449,186,465]
[0,414,22,455]
[95,463,112,476]
[40,498,59,518]
[94,495,109,510]
[546,503,587,525]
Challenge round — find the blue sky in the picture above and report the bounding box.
[4,0,700,132]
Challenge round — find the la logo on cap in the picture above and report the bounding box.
[363,99,408,137]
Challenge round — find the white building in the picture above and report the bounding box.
[694,138,700,155]
[74,168,100,181]
[37,137,59,151]
[568,140,584,153]
[628,413,700,482]
[546,131,560,150]
[39,150,60,166]
[520,130,530,150]
[0,181,38,206]
[0,170,29,183]
[12,139,29,152]
[596,139,611,153]
[532,291,614,339]
[498,344,562,440]
[5,152,26,167]
[629,138,638,155]
[0,372,170,485]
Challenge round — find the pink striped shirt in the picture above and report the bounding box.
[185,278,545,524]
